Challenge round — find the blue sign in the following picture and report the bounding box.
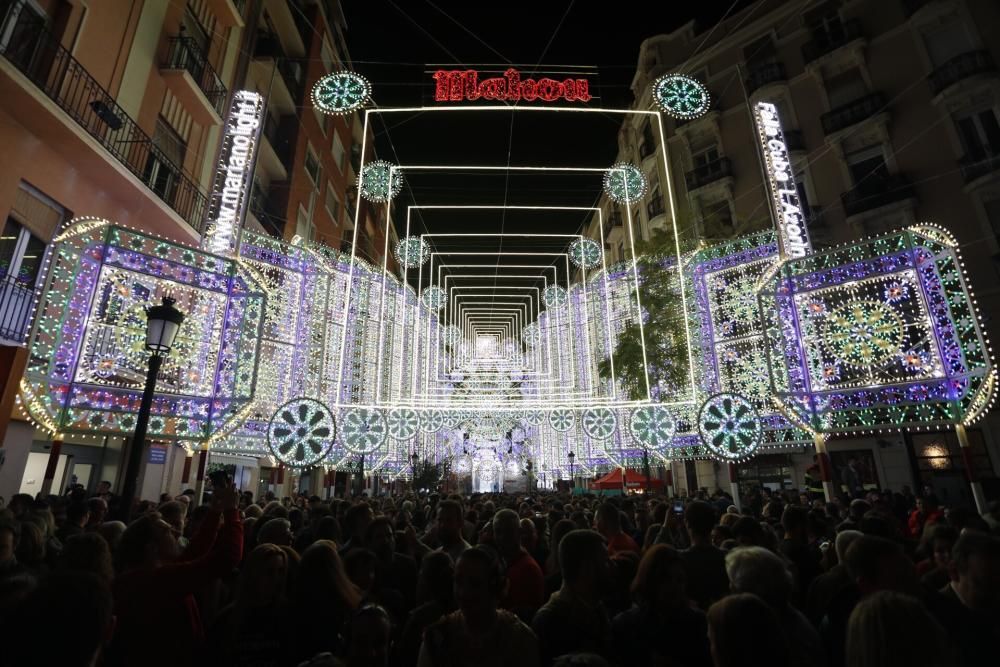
[148,445,167,464]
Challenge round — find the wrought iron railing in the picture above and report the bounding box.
[0,2,207,233]
[821,93,886,134]
[685,157,733,190]
[163,36,227,116]
[745,61,787,94]
[802,18,863,63]
[929,50,996,96]
[0,273,35,343]
[959,148,1000,184]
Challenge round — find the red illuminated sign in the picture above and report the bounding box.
[433,68,592,103]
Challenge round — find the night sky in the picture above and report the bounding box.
[340,0,751,289]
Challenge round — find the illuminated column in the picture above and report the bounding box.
[194,448,209,504]
[955,425,987,513]
[813,434,835,502]
[39,435,63,497]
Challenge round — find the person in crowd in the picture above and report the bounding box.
[725,546,826,667]
[674,500,729,610]
[916,523,958,591]
[56,500,89,543]
[346,604,394,667]
[845,591,952,667]
[806,529,862,624]
[58,532,114,583]
[398,551,456,666]
[85,497,108,532]
[208,543,289,665]
[927,531,1000,667]
[14,520,48,576]
[256,517,294,547]
[110,481,243,666]
[532,529,613,665]
[290,539,362,663]
[612,544,711,666]
[907,494,944,539]
[434,499,472,563]
[368,515,418,613]
[707,593,790,667]
[595,502,639,555]
[0,519,22,579]
[419,546,539,667]
[543,518,576,598]
[340,502,375,554]
[780,504,823,603]
[492,508,544,619]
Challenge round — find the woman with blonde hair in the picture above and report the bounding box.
[845,591,953,667]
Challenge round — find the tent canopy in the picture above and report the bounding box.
[592,467,663,489]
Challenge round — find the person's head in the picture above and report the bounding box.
[157,501,186,536]
[365,516,395,560]
[5,572,114,667]
[59,532,114,583]
[345,503,374,543]
[924,523,959,569]
[96,481,112,495]
[559,529,611,597]
[711,524,733,547]
[314,515,341,544]
[491,509,522,557]
[117,513,181,571]
[631,544,686,609]
[257,517,293,547]
[417,550,455,607]
[844,535,918,596]
[295,540,361,613]
[65,501,90,528]
[0,521,18,566]
[454,547,506,620]
[237,543,288,609]
[15,521,45,567]
[344,548,378,593]
[725,546,793,610]
[683,500,717,539]
[347,604,392,667]
[86,498,107,525]
[519,517,537,551]
[595,503,622,537]
[834,529,863,563]
[436,499,464,544]
[845,591,949,667]
[707,593,789,667]
[848,499,871,523]
[948,531,1000,611]
[781,505,809,541]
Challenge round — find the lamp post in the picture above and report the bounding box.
[410,452,419,490]
[567,451,575,492]
[119,296,185,520]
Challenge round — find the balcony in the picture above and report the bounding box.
[249,183,285,238]
[685,157,733,191]
[205,0,246,27]
[604,213,623,241]
[821,93,886,135]
[647,198,666,219]
[802,19,864,64]
[745,62,787,95]
[0,5,207,235]
[258,112,290,180]
[262,0,307,57]
[160,37,226,125]
[0,274,35,344]
[841,174,915,217]
[959,146,1000,184]
[929,50,997,96]
[252,33,303,111]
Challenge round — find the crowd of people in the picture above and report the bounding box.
[0,479,998,667]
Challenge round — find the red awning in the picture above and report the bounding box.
[591,468,663,489]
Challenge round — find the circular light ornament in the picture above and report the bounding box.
[421,286,446,311]
[629,405,676,451]
[821,299,906,369]
[697,392,763,461]
[549,407,576,433]
[387,407,420,440]
[477,459,500,483]
[543,285,568,308]
[453,453,473,475]
[652,73,710,119]
[522,322,541,346]
[603,162,648,204]
[568,238,602,269]
[359,160,403,203]
[395,236,429,268]
[419,409,445,433]
[311,71,371,115]
[339,407,388,455]
[443,411,463,429]
[523,409,545,426]
[442,325,462,347]
[267,398,335,467]
[582,407,618,441]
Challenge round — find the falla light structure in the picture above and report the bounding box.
[13,83,997,508]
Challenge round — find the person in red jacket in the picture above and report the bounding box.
[109,482,243,666]
[907,494,944,540]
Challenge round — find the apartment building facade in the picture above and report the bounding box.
[591,0,1000,501]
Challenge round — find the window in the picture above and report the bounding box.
[922,20,974,67]
[692,146,720,169]
[304,147,321,187]
[0,217,45,285]
[144,119,186,201]
[295,205,314,241]
[845,146,889,186]
[955,109,1000,157]
[825,68,867,109]
[333,132,346,172]
[702,199,734,231]
[325,182,340,225]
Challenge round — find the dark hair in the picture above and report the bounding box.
[364,515,393,542]
[345,503,372,535]
[65,501,89,524]
[596,503,621,530]
[844,535,903,583]
[59,532,114,583]
[631,544,683,607]
[684,501,717,537]
[559,529,606,585]
[456,546,507,595]
[707,593,789,667]
[315,515,341,543]
[781,505,809,533]
[417,551,455,606]
[437,499,463,522]
[117,513,162,572]
[293,540,361,613]
[952,531,1000,574]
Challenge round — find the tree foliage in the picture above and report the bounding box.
[598,228,688,401]
[412,458,447,491]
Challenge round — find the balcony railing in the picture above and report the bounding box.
[0,273,36,343]
[929,50,997,96]
[841,174,914,217]
[821,93,886,134]
[0,3,207,233]
[163,36,227,116]
[647,198,666,218]
[276,57,304,103]
[802,18,863,64]
[685,157,733,191]
[249,182,285,238]
[959,147,1000,183]
[745,61,787,94]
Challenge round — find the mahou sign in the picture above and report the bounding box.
[433,68,592,103]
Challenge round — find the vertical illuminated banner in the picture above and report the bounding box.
[201,90,265,256]
[753,102,811,260]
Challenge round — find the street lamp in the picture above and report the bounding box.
[119,296,185,520]
[567,451,575,491]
